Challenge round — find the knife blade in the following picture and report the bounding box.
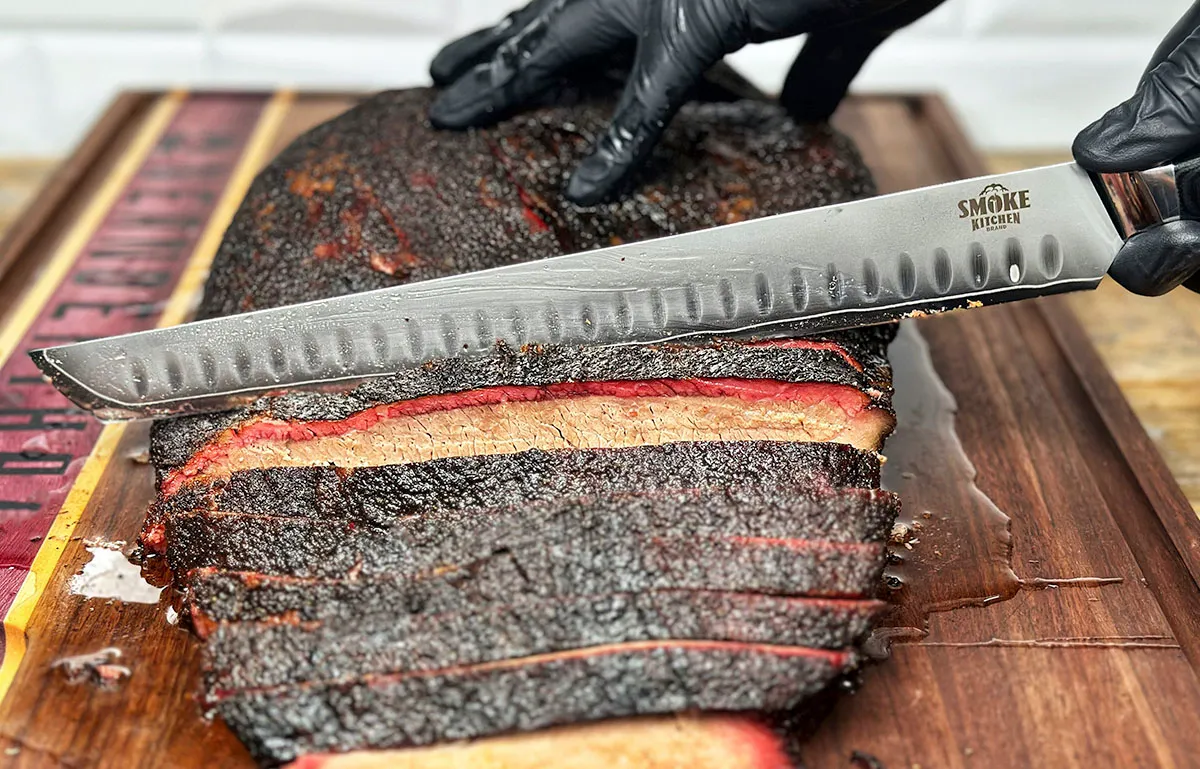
[30,161,1162,421]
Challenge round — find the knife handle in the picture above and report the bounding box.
[1095,162,1195,239]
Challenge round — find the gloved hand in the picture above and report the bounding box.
[1074,1,1200,296]
[429,0,948,206]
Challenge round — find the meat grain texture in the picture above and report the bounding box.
[148,81,900,768]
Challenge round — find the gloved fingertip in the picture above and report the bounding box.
[429,67,502,129]
[565,152,623,206]
[1070,108,1153,173]
[1070,123,1112,171]
[429,51,462,86]
[430,28,502,86]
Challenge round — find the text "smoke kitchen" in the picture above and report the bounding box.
[957,183,1031,232]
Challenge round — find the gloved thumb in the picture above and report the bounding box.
[1074,23,1200,172]
[1108,218,1200,295]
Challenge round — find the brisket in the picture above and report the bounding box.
[213,641,851,763]
[163,482,896,576]
[144,75,899,767]
[204,591,885,691]
[187,533,882,627]
[147,440,882,545]
[159,377,891,494]
[195,89,873,321]
[282,715,793,769]
[150,335,895,478]
[176,521,883,591]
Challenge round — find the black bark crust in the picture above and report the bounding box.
[196,88,874,321]
[166,484,898,577]
[214,643,851,764]
[204,591,885,692]
[151,440,882,536]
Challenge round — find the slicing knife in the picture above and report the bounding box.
[29,160,1187,420]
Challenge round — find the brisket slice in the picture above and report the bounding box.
[283,714,793,769]
[165,485,897,577]
[150,440,880,532]
[151,336,895,479]
[158,379,892,495]
[204,591,885,691]
[179,523,881,592]
[187,534,882,628]
[185,528,885,630]
[212,641,852,763]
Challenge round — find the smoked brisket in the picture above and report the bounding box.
[149,440,883,552]
[214,642,851,764]
[195,89,873,320]
[150,335,895,477]
[203,591,885,691]
[165,484,896,577]
[282,715,795,769]
[146,75,899,767]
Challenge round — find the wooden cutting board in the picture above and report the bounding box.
[0,90,1197,769]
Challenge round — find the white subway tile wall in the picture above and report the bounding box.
[0,0,1191,155]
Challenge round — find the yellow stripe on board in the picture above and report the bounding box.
[0,92,185,367]
[0,90,293,703]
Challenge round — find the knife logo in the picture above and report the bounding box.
[957,182,1032,233]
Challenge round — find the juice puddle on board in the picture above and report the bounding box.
[874,322,1121,653]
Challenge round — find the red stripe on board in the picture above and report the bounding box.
[0,94,268,618]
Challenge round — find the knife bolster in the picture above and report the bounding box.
[1096,166,1180,238]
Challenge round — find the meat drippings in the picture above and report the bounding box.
[879,322,1017,636]
[874,322,1121,651]
[165,381,894,492]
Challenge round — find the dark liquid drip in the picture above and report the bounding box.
[874,322,1121,652]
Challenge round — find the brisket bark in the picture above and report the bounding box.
[176,520,883,591]
[204,591,885,691]
[213,642,851,764]
[147,440,881,550]
[195,89,873,321]
[186,536,882,630]
[165,484,897,577]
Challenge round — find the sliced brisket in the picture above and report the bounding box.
[282,714,793,769]
[147,439,881,545]
[163,482,896,576]
[204,591,885,691]
[213,641,851,763]
[144,77,899,768]
[150,335,895,479]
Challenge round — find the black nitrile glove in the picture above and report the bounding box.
[1074,1,1200,296]
[430,0,948,205]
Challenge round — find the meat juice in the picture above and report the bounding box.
[875,321,1121,653]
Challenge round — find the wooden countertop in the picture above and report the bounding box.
[3,149,1197,517]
